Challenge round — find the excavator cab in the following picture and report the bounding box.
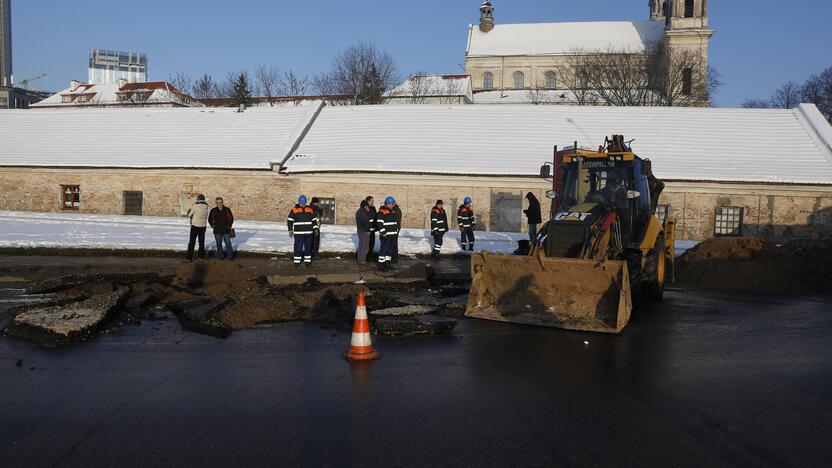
[466,136,674,334]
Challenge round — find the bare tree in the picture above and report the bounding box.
[557,43,719,107]
[314,42,398,105]
[527,81,556,105]
[389,73,436,104]
[770,81,802,109]
[254,64,280,105]
[742,99,773,109]
[281,70,310,96]
[168,72,193,96]
[439,77,465,104]
[193,74,219,100]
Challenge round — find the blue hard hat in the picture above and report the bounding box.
[385,196,396,205]
[464,197,473,204]
[298,195,308,205]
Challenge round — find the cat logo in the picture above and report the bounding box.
[554,211,592,222]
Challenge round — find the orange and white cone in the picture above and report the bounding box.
[345,292,379,362]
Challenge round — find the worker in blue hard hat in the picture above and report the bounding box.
[287,195,319,268]
[458,197,476,252]
[375,196,400,271]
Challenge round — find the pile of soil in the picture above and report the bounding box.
[677,237,832,294]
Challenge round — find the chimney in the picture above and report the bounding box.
[69,80,81,91]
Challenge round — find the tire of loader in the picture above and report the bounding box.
[642,234,666,300]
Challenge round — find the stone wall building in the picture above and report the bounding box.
[0,103,831,243]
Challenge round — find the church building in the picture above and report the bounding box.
[465,0,715,105]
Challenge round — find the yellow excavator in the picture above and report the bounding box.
[466,135,676,333]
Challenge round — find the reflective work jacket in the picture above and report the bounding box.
[288,205,319,235]
[457,205,476,229]
[377,207,399,237]
[430,207,448,233]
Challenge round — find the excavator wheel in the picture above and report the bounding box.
[642,234,666,300]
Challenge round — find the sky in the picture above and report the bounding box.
[8,0,832,107]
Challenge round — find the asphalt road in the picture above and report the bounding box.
[2,287,832,467]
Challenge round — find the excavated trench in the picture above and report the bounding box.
[1,260,469,347]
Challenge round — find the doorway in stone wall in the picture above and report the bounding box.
[491,192,522,232]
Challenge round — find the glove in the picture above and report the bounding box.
[289,231,294,238]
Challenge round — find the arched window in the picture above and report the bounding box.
[482,72,494,90]
[513,71,525,90]
[545,71,557,89]
[661,1,667,16]
[682,68,693,95]
[685,0,695,17]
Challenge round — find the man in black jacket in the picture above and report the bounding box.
[392,203,403,263]
[208,197,235,260]
[457,197,476,252]
[430,200,448,259]
[365,196,377,262]
[524,192,543,242]
[310,197,323,258]
[355,200,372,265]
[376,197,399,271]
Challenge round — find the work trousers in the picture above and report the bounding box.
[214,234,234,260]
[378,235,397,265]
[294,234,314,264]
[529,224,538,242]
[460,229,475,252]
[187,226,206,260]
[356,231,370,264]
[432,232,445,257]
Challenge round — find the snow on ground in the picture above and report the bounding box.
[0,211,525,256]
[0,211,700,257]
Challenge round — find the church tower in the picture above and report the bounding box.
[663,0,715,104]
[479,1,494,33]
[649,0,667,21]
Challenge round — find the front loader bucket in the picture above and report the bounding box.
[465,253,633,334]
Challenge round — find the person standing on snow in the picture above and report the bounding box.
[208,197,235,260]
[185,194,210,261]
[524,192,543,242]
[458,197,476,252]
[391,202,403,263]
[355,200,372,265]
[376,197,400,271]
[288,195,319,268]
[430,200,449,259]
[310,197,323,258]
[365,196,378,262]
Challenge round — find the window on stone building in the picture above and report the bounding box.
[483,72,494,90]
[545,71,557,89]
[61,185,80,210]
[655,204,670,224]
[123,191,143,216]
[61,95,72,103]
[316,198,337,225]
[662,1,668,16]
[685,0,695,17]
[513,72,525,90]
[682,68,693,95]
[714,206,743,236]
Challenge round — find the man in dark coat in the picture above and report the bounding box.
[524,192,543,241]
[365,196,377,262]
[376,197,399,271]
[288,195,319,268]
[430,200,449,259]
[355,200,372,265]
[208,197,235,260]
[310,197,323,258]
[457,197,476,252]
[392,203,403,263]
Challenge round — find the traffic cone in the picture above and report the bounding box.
[345,292,380,362]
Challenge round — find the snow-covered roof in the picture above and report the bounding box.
[473,89,581,104]
[284,104,832,185]
[467,21,665,57]
[386,75,473,102]
[31,81,198,108]
[0,104,323,169]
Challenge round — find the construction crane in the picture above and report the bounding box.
[18,74,47,90]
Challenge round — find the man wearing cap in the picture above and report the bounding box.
[185,194,210,261]
[458,197,476,252]
[288,195,319,268]
[430,200,448,259]
[376,197,399,271]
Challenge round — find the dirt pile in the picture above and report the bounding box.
[677,237,832,294]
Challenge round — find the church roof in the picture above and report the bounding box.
[466,20,665,57]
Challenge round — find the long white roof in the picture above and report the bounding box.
[467,21,665,57]
[0,105,322,169]
[284,104,832,185]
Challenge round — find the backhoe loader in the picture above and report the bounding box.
[466,135,675,333]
